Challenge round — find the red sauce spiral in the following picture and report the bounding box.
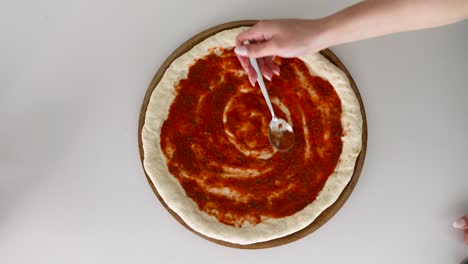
[160,48,343,227]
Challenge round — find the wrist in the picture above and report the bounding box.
[303,18,339,53]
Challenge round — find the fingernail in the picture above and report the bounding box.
[249,76,256,87]
[452,218,466,229]
[234,46,248,56]
[265,74,271,81]
[273,68,280,76]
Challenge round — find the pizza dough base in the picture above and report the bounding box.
[142,27,363,245]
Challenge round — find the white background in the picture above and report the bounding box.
[1,0,467,263]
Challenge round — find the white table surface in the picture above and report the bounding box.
[1,0,467,263]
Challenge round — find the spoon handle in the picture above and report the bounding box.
[249,57,276,119]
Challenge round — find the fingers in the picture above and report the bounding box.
[235,40,278,58]
[234,22,280,85]
[236,54,250,74]
[236,53,279,86]
[247,66,257,87]
[271,63,280,76]
[236,54,257,86]
[258,58,273,81]
[453,215,468,230]
[236,21,273,46]
[264,56,280,76]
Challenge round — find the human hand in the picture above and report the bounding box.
[234,19,329,86]
[453,215,468,244]
[234,0,468,86]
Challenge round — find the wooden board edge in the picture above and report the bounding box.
[137,20,368,249]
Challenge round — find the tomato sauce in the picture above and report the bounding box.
[160,48,343,227]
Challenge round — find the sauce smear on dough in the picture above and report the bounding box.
[160,48,343,227]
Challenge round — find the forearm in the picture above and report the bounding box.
[318,0,468,47]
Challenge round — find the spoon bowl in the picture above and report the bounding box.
[268,117,295,151]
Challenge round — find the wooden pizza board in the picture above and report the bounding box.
[138,20,368,249]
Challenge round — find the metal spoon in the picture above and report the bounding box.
[248,56,295,151]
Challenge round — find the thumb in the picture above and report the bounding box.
[452,215,468,230]
[234,40,278,58]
